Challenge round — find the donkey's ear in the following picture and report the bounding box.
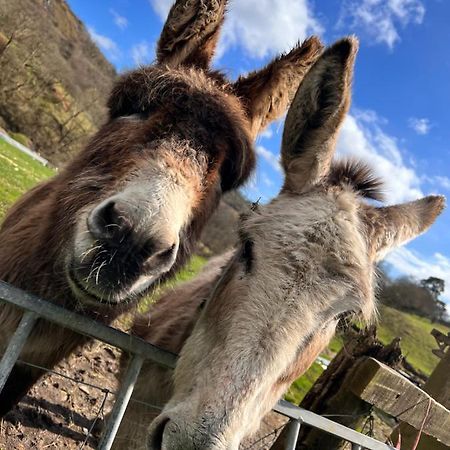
[281,37,358,192]
[156,0,227,68]
[233,37,323,139]
[364,196,445,261]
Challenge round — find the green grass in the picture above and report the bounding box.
[0,138,54,219]
[285,361,324,404]
[283,335,344,404]
[377,305,450,376]
[138,254,208,313]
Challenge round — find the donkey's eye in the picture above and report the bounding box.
[239,238,254,274]
[118,113,147,121]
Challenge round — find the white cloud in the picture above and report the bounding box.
[340,0,425,49]
[423,175,450,192]
[219,0,323,59]
[110,9,128,30]
[336,111,423,203]
[259,126,273,140]
[409,117,432,135]
[148,0,323,60]
[256,146,282,173]
[261,172,275,188]
[386,247,450,302]
[149,0,172,21]
[88,26,121,60]
[131,41,154,65]
[434,176,450,190]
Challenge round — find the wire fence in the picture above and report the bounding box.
[0,281,397,450]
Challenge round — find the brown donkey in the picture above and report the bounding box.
[114,37,445,450]
[0,0,323,415]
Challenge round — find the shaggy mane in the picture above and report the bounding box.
[329,159,384,201]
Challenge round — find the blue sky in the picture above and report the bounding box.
[67,0,450,302]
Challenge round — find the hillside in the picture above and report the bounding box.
[0,0,116,166]
[378,305,449,377]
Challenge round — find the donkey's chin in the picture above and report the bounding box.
[66,266,158,306]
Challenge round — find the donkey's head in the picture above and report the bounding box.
[146,38,445,450]
[58,0,322,306]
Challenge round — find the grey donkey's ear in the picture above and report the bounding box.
[281,37,358,193]
[363,196,445,261]
[233,37,323,139]
[157,0,227,68]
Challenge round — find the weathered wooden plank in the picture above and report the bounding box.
[295,329,403,450]
[350,357,450,445]
[431,329,450,347]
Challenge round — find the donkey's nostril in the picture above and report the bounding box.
[156,243,177,261]
[87,200,132,242]
[148,416,170,450]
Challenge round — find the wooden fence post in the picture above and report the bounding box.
[269,327,402,450]
[391,329,450,450]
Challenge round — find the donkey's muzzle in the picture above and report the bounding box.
[87,199,177,262]
[147,413,228,450]
[69,199,180,303]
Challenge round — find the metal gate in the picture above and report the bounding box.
[0,281,395,450]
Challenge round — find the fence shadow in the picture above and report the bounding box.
[4,395,100,446]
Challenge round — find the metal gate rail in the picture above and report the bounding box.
[274,400,395,450]
[0,281,395,450]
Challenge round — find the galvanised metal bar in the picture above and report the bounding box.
[98,354,144,450]
[0,310,37,392]
[284,419,301,450]
[0,281,398,450]
[352,444,364,450]
[274,400,396,450]
[0,281,177,370]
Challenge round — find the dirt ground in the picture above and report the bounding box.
[0,338,394,450]
[0,340,120,450]
[0,339,288,450]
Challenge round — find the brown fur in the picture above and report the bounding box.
[0,0,323,415]
[233,36,323,138]
[156,0,227,69]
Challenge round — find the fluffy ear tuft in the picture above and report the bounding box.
[329,159,384,201]
[281,37,358,192]
[233,36,323,139]
[364,195,445,261]
[157,0,227,68]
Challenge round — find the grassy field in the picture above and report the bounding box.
[1,138,449,405]
[285,307,450,404]
[378,305,449,376]
[0,138,54,219]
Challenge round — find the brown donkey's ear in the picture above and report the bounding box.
[233,37,323,139]
[157,0,227,68]
[281,37,358,193]
[364,196,445,261]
